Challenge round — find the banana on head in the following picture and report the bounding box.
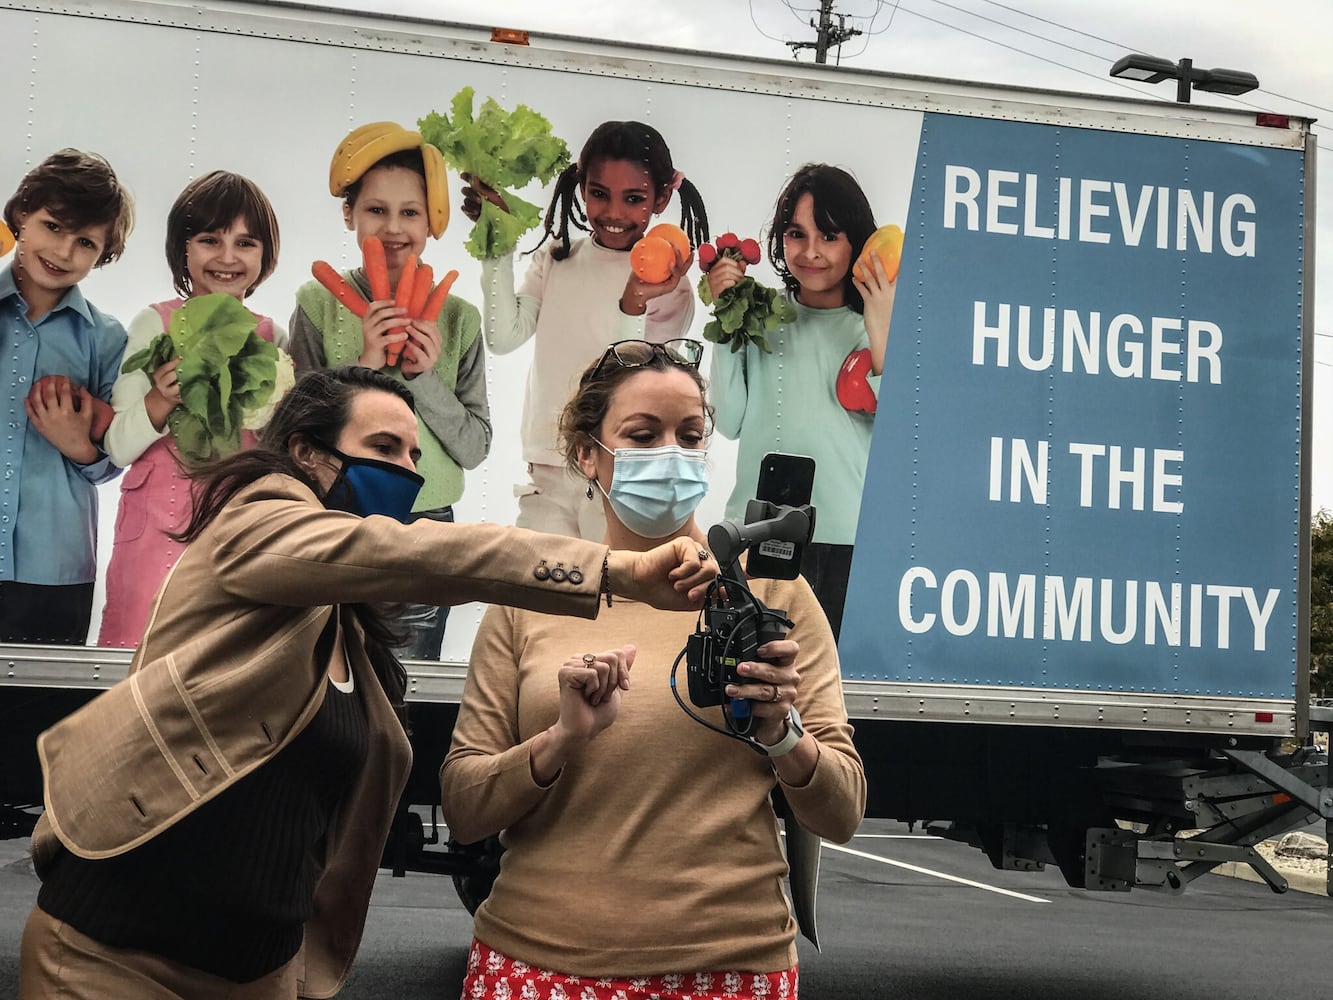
[0,220,14,257]
[329,121,450,238]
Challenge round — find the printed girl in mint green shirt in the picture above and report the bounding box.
[708,164,896,638]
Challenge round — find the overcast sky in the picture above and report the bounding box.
[335,0,1333,507]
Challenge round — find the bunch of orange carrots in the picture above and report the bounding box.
[311,236,459,366]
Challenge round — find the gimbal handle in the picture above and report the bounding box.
[707,502,814,578]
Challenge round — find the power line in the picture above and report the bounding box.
[761,0,1332,156]
[873,4,1160,99]
[782,0,821,22]
[806,0,1332,127]
[779,0,1144,98]
[749,0,789,44]
[827,0,1332,144]
[971,0,1333,116]
[839,2,896,61]
[924,0,1112,63]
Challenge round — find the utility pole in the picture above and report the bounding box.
[787,0,862,64]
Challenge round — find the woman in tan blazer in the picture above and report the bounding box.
[19,365,718,1000]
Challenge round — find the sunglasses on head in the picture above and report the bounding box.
[583,339,704,384]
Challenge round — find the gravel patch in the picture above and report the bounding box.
[1216,833,1330,895]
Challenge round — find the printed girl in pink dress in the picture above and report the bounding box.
[98,171,287,648]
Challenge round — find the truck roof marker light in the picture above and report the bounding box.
[1255,114,1290,129]
[1271,793,1292,805]
[491,28,530,45]
[1254,711,1275,723]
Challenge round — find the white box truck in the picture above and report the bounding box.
[0,0,1325,896]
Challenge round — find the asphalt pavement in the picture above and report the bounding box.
[2,821,1330,998]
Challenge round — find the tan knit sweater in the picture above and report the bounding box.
[441,575,865,976]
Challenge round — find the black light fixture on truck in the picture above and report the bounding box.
[1110,53,1259,104]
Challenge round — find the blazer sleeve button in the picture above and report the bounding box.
[534,560,550,581]
[549,563,567,583]
[567,566,584,585]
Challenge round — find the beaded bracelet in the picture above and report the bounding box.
[601,554,613,607]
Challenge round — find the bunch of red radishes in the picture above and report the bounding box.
[695,232,793,353]
[696,232,762,271]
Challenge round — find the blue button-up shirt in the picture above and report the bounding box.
[0,264,126,585]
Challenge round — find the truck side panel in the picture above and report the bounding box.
[842,111,1308,735]
[0,1,1312,737]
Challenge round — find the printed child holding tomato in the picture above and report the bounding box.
[97,171,289,649]
[0,149,134,645]
[461,119,708,539]
[290,121,490,661]
[708,163,897,639]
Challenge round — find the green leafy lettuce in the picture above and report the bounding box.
[697,274,797,354]
[120,294,280,465]
[419,86,570,260]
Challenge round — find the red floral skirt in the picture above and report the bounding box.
[460,939,798,1000]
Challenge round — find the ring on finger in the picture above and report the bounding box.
[697,548,710,562]
[582,653,596,667]
[770,685,781,703]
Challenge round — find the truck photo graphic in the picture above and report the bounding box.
[0,0,1324,898]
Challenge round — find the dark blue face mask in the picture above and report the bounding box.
[320,446,424,523]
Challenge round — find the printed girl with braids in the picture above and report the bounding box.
[461,119,709,539]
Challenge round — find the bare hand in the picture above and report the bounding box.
[151,357,183,405]
[726,638,801,744]
[852,253,897,375]
[620,248,694,317]
[145,357,183,430]
[357,299,410,369]
[460,172,509,223]
[25,378,98,464]
[705,256,747,300]
[398,318,442,378]
[607,537,719,610]
[552,645,636,743]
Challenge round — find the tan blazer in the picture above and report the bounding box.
[33,474,608,998]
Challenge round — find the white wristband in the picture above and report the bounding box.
[757,707,803,758]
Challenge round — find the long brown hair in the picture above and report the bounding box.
[767,163,877,315]
[174,366,417,720]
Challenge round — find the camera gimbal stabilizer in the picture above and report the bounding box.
[671,499,815,751]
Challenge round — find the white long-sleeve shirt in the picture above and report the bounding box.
[481,237,694,466]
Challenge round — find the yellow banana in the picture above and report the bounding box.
[0,220,13,257]
[332,120,392,159]
[421,143,450,238]
[328,121,421,196]
[329,121,450,239]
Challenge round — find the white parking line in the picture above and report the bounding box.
[822,842,1051,903]
[852,834,938,839]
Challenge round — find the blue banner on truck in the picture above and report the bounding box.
[841,111,1305,699]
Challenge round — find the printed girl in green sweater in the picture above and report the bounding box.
[290,122,491,660]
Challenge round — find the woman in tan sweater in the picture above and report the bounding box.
[442,340,866,1000]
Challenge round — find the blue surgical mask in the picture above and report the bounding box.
[593,440,709,538]
[321,447,424,523]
